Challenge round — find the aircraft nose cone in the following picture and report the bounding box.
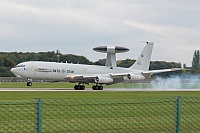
[10,68,15,73]
[10,68,19,77]
[10,67,23,77]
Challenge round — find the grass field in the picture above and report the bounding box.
[0,82,200,132]
[0,91,199,100]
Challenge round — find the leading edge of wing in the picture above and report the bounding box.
[65,75,96,80]
[65,73,128,81]
[142,68,182,75]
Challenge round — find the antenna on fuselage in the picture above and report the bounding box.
[93,46,129,68]
[56,49,60,62]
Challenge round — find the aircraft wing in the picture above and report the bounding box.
[143,68,182,74]
[106,68,183,79]
[65,74,97,83]
[109,73,130,78]
[65,70,156,84]
[142,68,182,78]
[65,75,96,80]
[65,73,125,85]
[65,68,182,84]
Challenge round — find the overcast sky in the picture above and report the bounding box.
[0,0,200,66]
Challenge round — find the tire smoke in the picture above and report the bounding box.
[150,75,200,89]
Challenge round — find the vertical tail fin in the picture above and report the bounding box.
[130,42,154,71]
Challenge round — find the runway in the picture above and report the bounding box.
[0,88,199,92]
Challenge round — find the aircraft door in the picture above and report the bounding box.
[30,62,37,76]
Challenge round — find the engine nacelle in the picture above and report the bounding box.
[94,76,114,83]
[124,74,145,81]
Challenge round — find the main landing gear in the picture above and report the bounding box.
[74,84,104,90]
[74,84,85,90]
[92,85,103,90]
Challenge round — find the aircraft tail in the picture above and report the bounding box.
[130,42,154,71]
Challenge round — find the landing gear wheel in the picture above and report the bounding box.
[92,85,103,90]
[99,86,103,90]
[27,82,32,86]
[74,85,85,90]
[82,86,85,90]
[92,85,96,90]
[74,85,78,90]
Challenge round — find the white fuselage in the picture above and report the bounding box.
[11,61,142,81]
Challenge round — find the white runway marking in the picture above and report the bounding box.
[0,88,199,92]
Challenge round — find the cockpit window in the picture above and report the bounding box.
[16,64,25,67]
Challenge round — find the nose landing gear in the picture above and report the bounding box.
[27,82,32,86]
[26,78,32,86]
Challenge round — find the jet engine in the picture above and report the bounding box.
[124,74,145,81]
[94,76,114,83]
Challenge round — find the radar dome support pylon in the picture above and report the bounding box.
[93,46,129,69]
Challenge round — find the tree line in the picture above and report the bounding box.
[192,50,200,73]
[0,50,199,77]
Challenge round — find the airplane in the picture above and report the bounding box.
[10,42,181,90]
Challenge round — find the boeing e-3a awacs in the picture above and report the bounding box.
[11,42,181,90]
